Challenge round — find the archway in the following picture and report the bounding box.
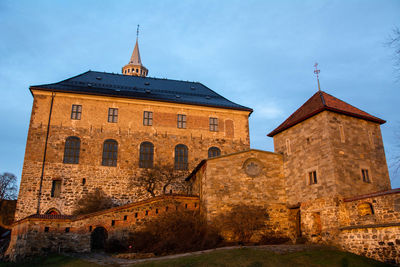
[45,208,61,215]
[90,227,108,251]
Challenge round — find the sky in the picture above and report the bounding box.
[0,0,399,189]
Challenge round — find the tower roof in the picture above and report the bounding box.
[129,39,142,65]
[30,70,252,112]
[267,91,385,137]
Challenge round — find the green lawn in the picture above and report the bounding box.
[0,248,393,267]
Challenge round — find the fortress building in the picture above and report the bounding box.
[5,38,400,264]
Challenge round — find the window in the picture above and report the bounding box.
[65,227,70,233]
[111,220,115,226]
[139,142,154,168]
[44,227,49,232]
[108,108,118,123]
[51,180,61,197]
[124,215,127,221]
[143,111,153,126]
[339,125,345,143]
[135,212,138,218]
[358,202,374,216]
[63,136,80,164]
[308,171,317,185]
[209,117,218,131]
[177,114,187,128]
[175,144,188,170]
[71,105,82,120]
[361,169,370,183]
[89,226,92,232]
[208,147,221,158]
[102,139,118,166]
[82,178,86,186]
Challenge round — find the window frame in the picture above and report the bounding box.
[71,104,82,120]
[174,144,188,170]
[108,108,118,123]
[143,111,153,126]
[209,117,218,132]
[102,139,118,166]
[139,142,154,168]
[208,147,221,158]
[361,169,371,183]
[63,136,80,164]
[177,114,187,129]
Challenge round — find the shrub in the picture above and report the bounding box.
[217,204,268,244]
[129,210,222,255]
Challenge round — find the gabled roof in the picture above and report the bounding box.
[30,71,252,112]
[267,91,385,137]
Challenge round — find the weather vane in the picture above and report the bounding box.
[136,24,140,40]
[314,62,321,91]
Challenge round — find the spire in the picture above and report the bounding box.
[129,39,142,65]
[122,24,148,77]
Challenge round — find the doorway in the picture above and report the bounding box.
[90,227,108,251]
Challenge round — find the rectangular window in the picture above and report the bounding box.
[51,180,61,197]
[65,227,70,233]
[108,108,118,123]
[309,171,317,185]
[177,114,186,128]
[361,169,370,183]
[71,105,82,120]
[209,117,218,131]
[44,227,49,232]
[143,111,153,126]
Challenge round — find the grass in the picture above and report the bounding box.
[0,247,393,267]
[132,247,392,267]
[0,254,102,267]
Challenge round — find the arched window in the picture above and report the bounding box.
[45,208,61,215]
[208,147,221,158]
[175,144,188,170]
[63,136,80,164]
[139,142,154,168]
[102,139,118,166]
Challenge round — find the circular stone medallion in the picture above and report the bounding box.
[243,158,263,177]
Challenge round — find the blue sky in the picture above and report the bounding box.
[0,0,399,188]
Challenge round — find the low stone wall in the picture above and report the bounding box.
[337,224,400,265]
[5,195,199,261]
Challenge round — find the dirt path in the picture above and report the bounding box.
[66,244,326,266]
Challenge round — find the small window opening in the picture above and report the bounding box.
[165,206,169,212]
[124,215,127,221]
[111,220,115,226]
[361,169,370,183]
[194,203,197,208]
[185,204,188,209]
[156,209,159,214]
[145,210,149,216]
[286,139,291,155]
[309,171,317,185]
[82,178,86,186]
[65,227,70,233]
[89,226,92,232]
[44,227,49,232]
[134,212,138,218]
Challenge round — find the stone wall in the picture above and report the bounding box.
[189,149,296,240]
[273,111,391,206]
[16,91,250,220]
[6,195,199,261]
[338,225,400,265]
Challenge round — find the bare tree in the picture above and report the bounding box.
[130,163,189,198]
[0,173,18,203]
[386,26,400,79]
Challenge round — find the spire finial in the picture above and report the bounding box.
[136,24,140,41]
[314,62,321,91]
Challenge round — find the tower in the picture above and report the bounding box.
[122,25,148,77]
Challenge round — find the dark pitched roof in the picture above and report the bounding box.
[268,91,385,137]
[30,71,252,112]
